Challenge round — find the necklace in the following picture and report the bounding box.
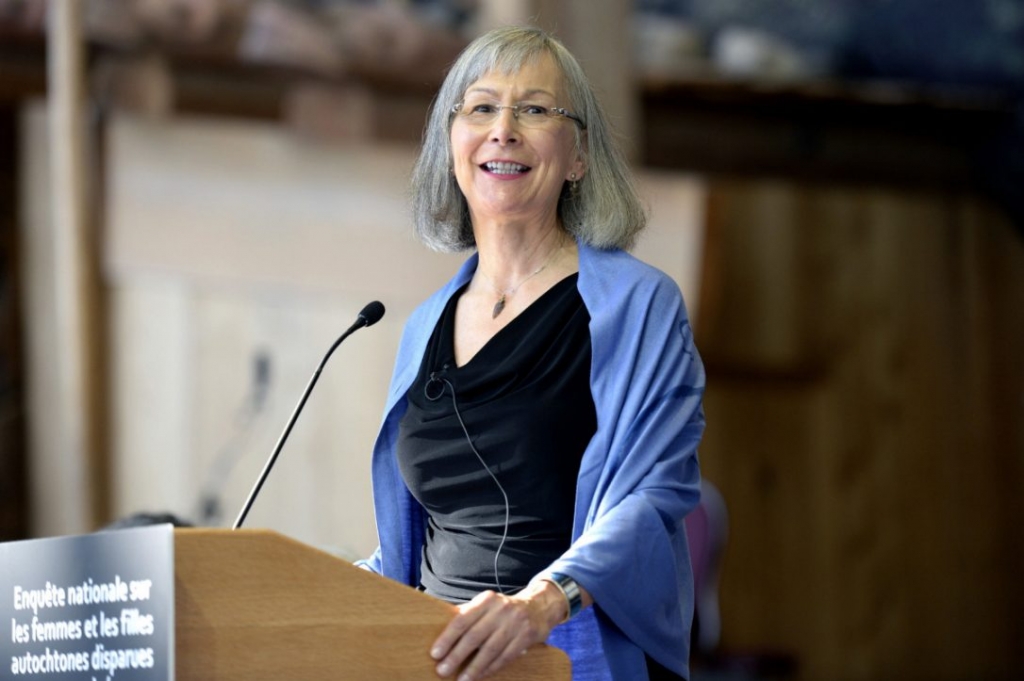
[478,242,563,319]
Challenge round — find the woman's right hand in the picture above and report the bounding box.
[430,580,569,681]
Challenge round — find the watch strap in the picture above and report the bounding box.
[545,572,583,622]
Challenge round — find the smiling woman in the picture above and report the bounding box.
[357,26,705,681]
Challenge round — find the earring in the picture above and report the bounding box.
[569,173,579,198]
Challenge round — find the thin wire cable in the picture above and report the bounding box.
[426,374,511,595]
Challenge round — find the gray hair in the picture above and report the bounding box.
[411,25,647,252]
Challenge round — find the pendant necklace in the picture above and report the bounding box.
[479,242,563,319]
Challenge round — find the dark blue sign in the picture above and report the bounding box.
[1,525,174,680]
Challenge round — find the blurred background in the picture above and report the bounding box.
[1,1,1021,680]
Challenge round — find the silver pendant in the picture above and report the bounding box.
[492,295,506,319]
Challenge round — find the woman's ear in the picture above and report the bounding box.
[570,131,588,181]
[568,156,586,182]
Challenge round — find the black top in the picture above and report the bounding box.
[396,274,596,603]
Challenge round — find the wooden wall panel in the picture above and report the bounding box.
[697,180,1022,680]
[19,101,79,537]
[109,281,194,519]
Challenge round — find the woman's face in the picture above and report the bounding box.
[450,53,585,230]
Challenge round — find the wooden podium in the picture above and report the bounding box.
[174,529,570,680]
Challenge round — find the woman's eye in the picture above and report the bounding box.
[522,105,548,116]
[471,104,496,113]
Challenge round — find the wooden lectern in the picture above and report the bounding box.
[175,529,570,680]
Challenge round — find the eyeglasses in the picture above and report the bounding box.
[451,100,587,130]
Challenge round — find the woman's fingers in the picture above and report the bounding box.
[432,591,549,680]
[432,590,496,665]
[477,634,535,679]
[455,601,535,680]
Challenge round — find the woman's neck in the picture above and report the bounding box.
[473,217,568,289]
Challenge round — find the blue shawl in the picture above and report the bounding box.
[359,244,705,680]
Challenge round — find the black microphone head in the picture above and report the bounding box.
[358,300,386,327]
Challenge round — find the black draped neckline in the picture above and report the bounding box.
[396,273,597,602]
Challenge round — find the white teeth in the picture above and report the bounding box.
[484,161,528,174]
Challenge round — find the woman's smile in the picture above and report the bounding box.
[481,160,531,176]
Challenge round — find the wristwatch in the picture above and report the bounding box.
[545,572,583,622]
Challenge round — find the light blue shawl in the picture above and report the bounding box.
[359,244,705,680]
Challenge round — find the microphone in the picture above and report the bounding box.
[232,300,386,529]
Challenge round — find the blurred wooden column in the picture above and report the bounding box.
[39,1,106,534]
[476,0,638,156]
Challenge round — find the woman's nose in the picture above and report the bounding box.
[490,108,520,143]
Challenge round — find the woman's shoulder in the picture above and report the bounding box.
[578,245,685,305]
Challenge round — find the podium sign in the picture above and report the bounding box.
[1,525,174,681]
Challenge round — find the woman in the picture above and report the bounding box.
[358,26,705,681]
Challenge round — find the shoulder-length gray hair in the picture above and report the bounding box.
[411,25,647,252]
